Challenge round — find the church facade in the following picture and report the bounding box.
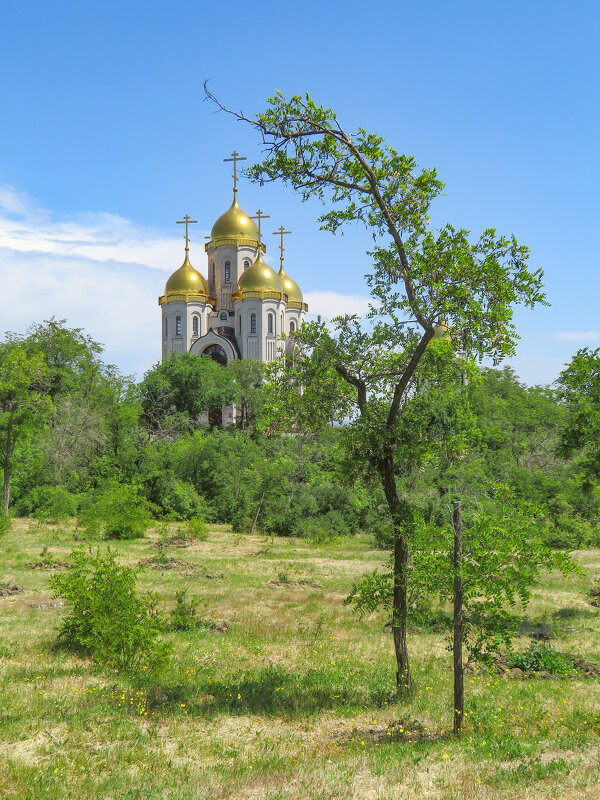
[158,174,307,369]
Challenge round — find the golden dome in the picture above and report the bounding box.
[209,190,259,246]
[278,265,303,305]
[161,254,211,304]
[432,319,451,340]
[235,251,284,298]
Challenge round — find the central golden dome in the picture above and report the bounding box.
[210,191,259,246]
[236,251,284,297]
[161,253,211,304]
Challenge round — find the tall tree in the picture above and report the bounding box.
[0,344,50,513]
[558,347,600,487]
[208,88,547,695]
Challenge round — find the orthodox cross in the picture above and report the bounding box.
[273,225,292,269]
[251,209,270,249]
[176,214,197,253]
[223,150,246,192]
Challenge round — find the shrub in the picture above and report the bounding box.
[50,547,171,673]
[29,485,79,522]
[507,641,575,676]
[0,513,11,537]
[185,516,208,540]
[169,589,199,631]
[80,482,152,540]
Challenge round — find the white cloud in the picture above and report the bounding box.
[551,331,600,343]
[304,290,372,319]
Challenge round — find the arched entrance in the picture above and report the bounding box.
[202,344,228,366]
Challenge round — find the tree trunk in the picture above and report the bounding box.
[452,500,464,735]
[379,453,412,698]
[2,467,9,516]
[393,531,411,697]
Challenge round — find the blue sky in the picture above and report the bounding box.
[0,0,598,383]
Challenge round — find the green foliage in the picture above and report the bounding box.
[507,641,575,676]
[169,589,199,631]
[139,353,235,433]
[50,547,170,673]
[185,516,208,540]
[0,513,11,537]
[29,485,79,521]
[80,482,152,539]
[558,347,600,486]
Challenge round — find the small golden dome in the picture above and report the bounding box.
[163,254,210,300]
[278,265,303,305]
[432,319,451,340]
[210,191,259,245]
[236,251,283,297]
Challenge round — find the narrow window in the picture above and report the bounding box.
[224,261,231,283]
[237,315,241,334]
[209,263,214,283]
[267,313,274,334]
[164,317,168,337]
[175,316,182,336]
[290,320,296,333]
[192,315,199,336]
[250,313,257,334]
[243,259,250,271]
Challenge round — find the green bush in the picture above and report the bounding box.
[80,482,152,540]
[50,547,171,673]
[30,485,79,522]
[169,589,199,631]
[0,513,11,537]
[185,516,208,540]
[507,641,575,676]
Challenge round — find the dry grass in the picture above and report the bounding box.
[0,518,599,799]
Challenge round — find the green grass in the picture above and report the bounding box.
[1,520,599,799]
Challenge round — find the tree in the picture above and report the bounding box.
[207,88,547,696]
[558,347,600,487]
[139,353,236,434]
[0,343,50,513]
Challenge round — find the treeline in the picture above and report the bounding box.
[0,319,598,548]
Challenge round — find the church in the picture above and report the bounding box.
[158,153,307,370]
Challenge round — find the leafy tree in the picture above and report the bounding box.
[558,347,600,487]
[208,88,546,695]
[139,353,235,434]
[0,343,51,513]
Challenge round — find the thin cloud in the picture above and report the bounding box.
[304,290,372,319]
[551,331,600,343]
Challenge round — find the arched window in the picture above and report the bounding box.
[192,315,199,337]
[224,261,231,283]
[209,263,214,283]
[175,316,182,336]
[281,312,284,331]
[164,317,168,337]
[250,313,257,334]
[202,344,228,366]
[290,320,296,333]
[237,315,241,334]
[267,313,274,334]
[220,311,228,321]
[243,260,250,271]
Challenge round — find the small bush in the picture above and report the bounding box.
[50,547,171,673]
[185,516,208,540]
[30,485,79,522]
[507,641,575,676]
[170,589,199,631]
[0,513,11,537]
[80,482,152,540]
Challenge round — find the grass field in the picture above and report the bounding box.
[1,519,599,799]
